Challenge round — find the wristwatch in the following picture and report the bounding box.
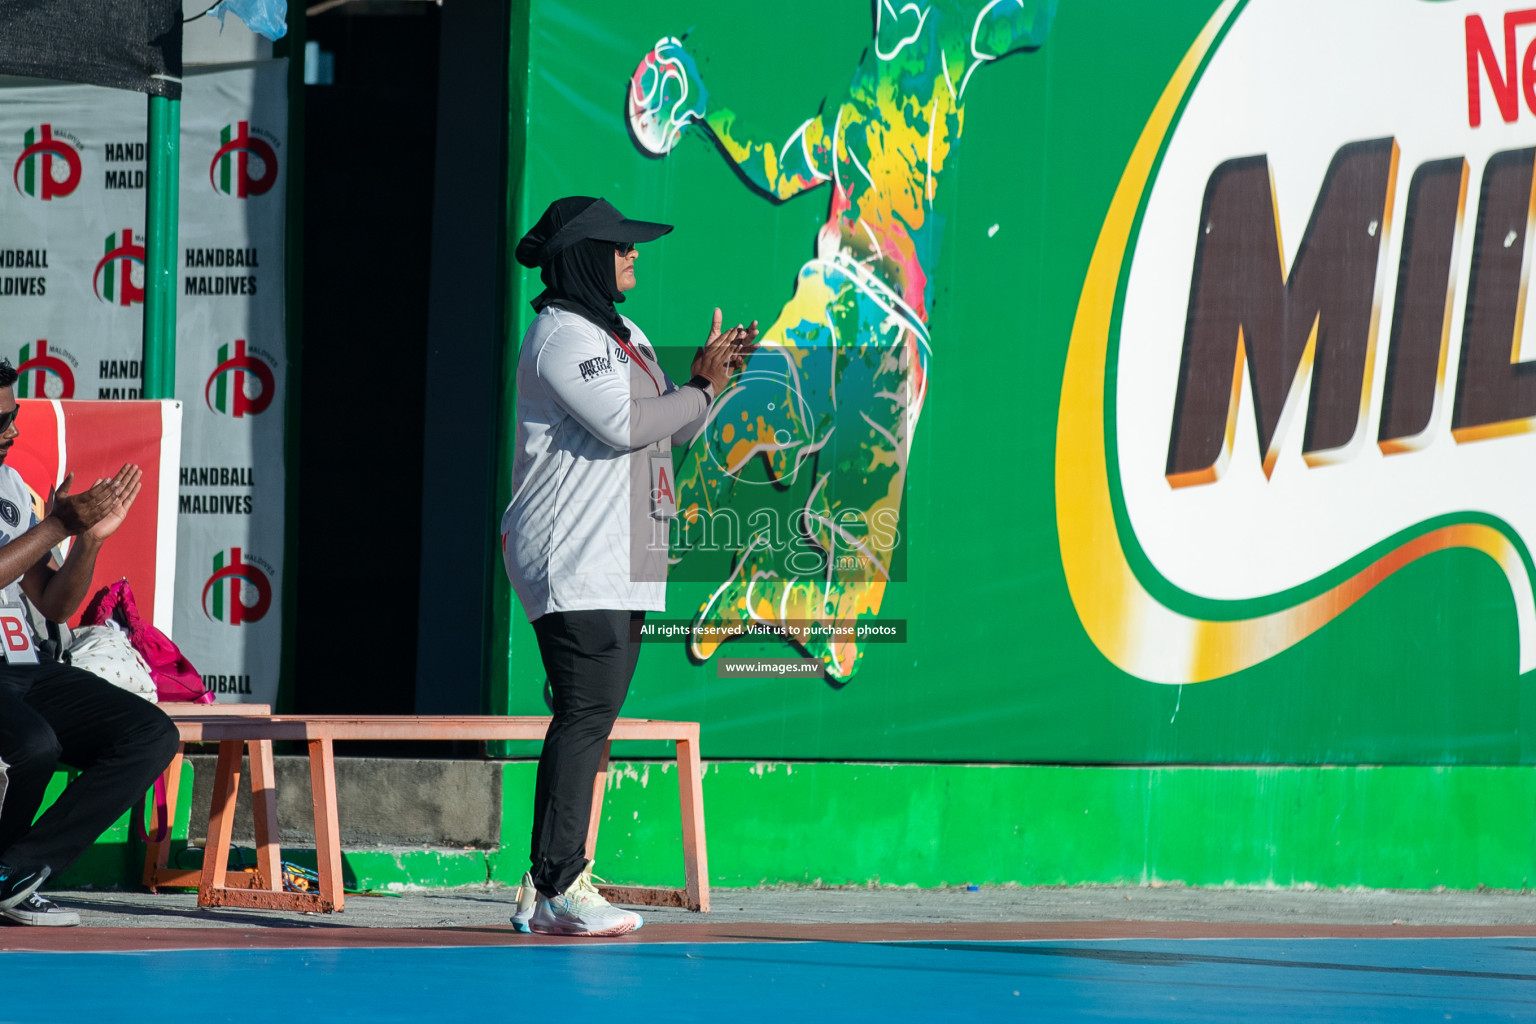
[684,375,715,400]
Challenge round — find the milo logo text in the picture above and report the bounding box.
[1167,140,1536,486]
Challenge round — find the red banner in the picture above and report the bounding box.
[7,399,179,630]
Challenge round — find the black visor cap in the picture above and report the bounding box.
[515,197,673,268]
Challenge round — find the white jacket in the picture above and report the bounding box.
[501,307,710,618]
[0,465,39,613]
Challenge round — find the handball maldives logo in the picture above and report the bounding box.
[12,125,81,201]
[93,228,145,306]
[206,339,275,417]
[202,547,272,625]
[210,121,277,198]
[15,340,76,399]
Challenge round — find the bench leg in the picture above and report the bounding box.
[584,741,612,863]
[194,736,329,914]
[676,731,709,913]
[249,739,283,892]
[197,739,243,905]
[308,736,344,912]
[141,745,184,891]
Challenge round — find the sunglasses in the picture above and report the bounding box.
[614,243,637,256]
[0,408,18,433]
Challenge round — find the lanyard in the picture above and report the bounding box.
[611,331,662,395]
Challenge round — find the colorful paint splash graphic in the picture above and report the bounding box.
[629,0,1054,680]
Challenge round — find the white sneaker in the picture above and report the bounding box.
[1,891,80,926]
[510,871,537,932]
[528,869,643,937]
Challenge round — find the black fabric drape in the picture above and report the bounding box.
[0,0,184,99]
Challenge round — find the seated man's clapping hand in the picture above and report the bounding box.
[46,464,139,538]
[85,465,141,542]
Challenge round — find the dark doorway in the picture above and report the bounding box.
[294,2,440,717]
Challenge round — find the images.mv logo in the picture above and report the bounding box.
[12,125,80,201]
[210,121,277,198]
[16,341,75,399]
[202,547,271,625]
[206,339,275,417]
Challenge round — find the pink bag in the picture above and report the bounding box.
[80,580,213,704]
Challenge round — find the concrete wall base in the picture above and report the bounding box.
[181,755,504,848]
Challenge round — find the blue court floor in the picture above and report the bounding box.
[5,937,1534,1023]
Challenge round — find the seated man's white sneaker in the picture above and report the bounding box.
[528,872,642,937]
[2,891,80,926]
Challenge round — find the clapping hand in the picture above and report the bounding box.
[46,464,140,539]
[85,464,141,541]
[692,308,760,392]
[47,472,117,536]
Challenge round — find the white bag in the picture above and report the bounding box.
[68,621,157,701]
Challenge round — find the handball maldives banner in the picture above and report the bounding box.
[0,63,286,705]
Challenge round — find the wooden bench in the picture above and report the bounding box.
[144,713,708,915]
[144,703,274,895]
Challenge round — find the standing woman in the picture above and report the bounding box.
[502,196,755,936]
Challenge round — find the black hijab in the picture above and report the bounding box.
[533,235,630,341]
[515,196,673,343]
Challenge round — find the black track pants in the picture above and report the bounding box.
[0,662,180,877]
[529,609,644,898]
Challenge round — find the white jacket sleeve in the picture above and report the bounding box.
[668,371,713,447]
[536,324,709,451]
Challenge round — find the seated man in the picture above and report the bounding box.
[0,361,179,926]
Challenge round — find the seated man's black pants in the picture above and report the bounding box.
[529,609,644,899]
[0,661,180,877]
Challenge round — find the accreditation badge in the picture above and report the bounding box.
[649,453,678,519]
[0,605,38,664]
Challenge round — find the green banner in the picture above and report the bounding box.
[497,0,1536,766]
